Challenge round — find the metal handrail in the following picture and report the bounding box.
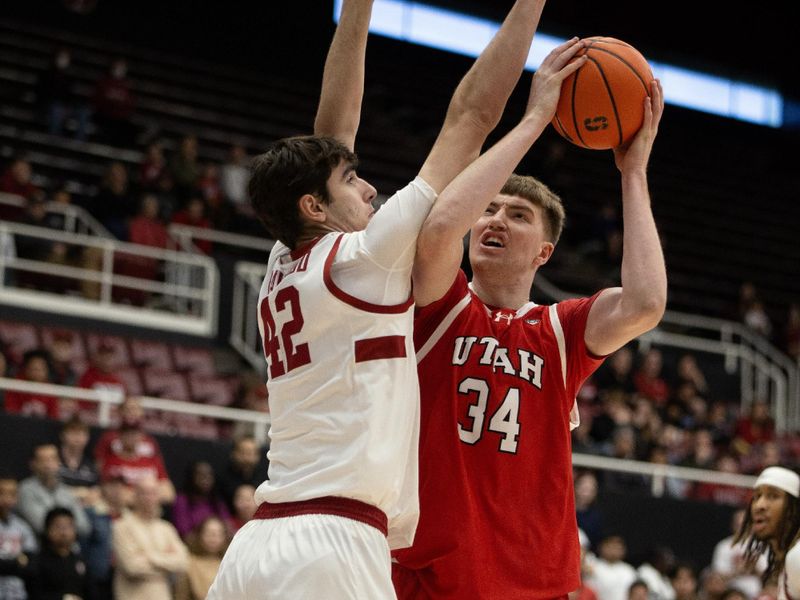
[168,223,274,254]
[0,191,113,238]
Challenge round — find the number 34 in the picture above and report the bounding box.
[457,377,521,454]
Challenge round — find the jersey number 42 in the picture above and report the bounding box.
[260,286,311,378]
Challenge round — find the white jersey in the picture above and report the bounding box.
[254,177,436,549]
[780,542,800,600]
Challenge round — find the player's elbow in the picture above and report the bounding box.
[631,295,666,331]
[445,99,501,139]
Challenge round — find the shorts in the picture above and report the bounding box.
[208,512,396,599]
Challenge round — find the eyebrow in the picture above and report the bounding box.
[487,200,535,214]
[341,164,356,181]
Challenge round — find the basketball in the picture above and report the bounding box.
[552,37,653,150]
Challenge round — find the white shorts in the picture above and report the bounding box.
[207,514,397,600]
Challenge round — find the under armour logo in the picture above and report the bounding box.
[494,312,514,324]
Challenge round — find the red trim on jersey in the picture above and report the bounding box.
[323,234,414,314]
[289,237,322,261]
[355,335,407,362]
[253,496,388,536]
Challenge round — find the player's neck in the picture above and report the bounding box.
[470,271,534,311]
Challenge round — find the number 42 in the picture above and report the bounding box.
[457,377,520,454]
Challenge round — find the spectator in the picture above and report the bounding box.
[603,426,649,494]
[117,194,168,303]
[24,507,90,600]
[46,330,78,387]
[587,535,638,600]
[57,417,99,506]
[228,484,256,533]
[198,163,233,231]
[628,581,649,600]
[692,456,750,506]
[16,444,90,538]
[112,477,188,600]
[575,471,603,550]
[139,142,167,191]
[93,397,161,469]
[671,564,700,600]
[710,508,765,599]
[171,197,212,254]
[174,516,229,600]
[733,400,775,452]
[84,161,137,239]
[786,303,800,362]
[77,341,126,416]
[698,570,727,600]
[681,429,717,471]
[595,346,637,397]
[128,194,167,250]
[172,461,231,539]
[0,158,40,201]
[92,58,136,146]
[742,300,772,339]
[634,348,670,406]
[217,435,267,512]
[83,477,122,600]
[170,136,200,200]
[3,350,60,420]
[37,48,89,140]
[220,144,250,213]
[675,354,709,397]
[0,477,37,600]
[638,547,677,600]
[570,530,599,600]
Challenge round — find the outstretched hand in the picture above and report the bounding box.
[613,79,664,173]
[525,37,587,123]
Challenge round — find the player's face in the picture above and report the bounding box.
[322,160,377,233]
[750,484,788,540]
[468,194,553,274]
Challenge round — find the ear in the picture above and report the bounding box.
[533,241,555,267]
[297,193,326,224]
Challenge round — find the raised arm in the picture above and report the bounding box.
[414,38,586,307]
[584,80,667,356]
[313,0,374,150]
[418,0,547,194]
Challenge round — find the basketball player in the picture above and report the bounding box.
[736,466,800,599]
[392,53,666,598]
[208,1,551,598]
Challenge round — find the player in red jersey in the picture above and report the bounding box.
[392,40,667,599]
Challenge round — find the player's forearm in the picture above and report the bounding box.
[421,115,547,247]
[314,0,374,150]
[446,0,545,132]
[618,169,667,325]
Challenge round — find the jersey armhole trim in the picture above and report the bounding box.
[323,233,414,314]
[416,292,471,363]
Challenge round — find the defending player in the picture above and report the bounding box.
[208,1,549,598]
[392,45,666,598]
[736,466,800,599]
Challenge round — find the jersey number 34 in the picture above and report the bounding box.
[261,286,311,378]
[457,377,520,454]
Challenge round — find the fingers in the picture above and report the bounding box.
[557,54,588,81]
[650,79,665,127]
[541,37,585,72]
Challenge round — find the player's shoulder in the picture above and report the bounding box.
[786,539,800,568]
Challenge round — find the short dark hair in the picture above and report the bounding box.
[44,506,74,531]
[248,135,357,249]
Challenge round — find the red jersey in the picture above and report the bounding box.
[393,271,604,599]
[93,429,161,467]
[100,450,169,485]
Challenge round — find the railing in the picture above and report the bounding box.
[536,275,799,433]
[168,223,274,255]
[230,261,268,374]
[0,377,271,445]
[0,191,112,238]
[0,220,219,336]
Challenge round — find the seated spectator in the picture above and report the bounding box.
[57,417,99,506]
[220,144,250,211]
[637,547,676,600]
[115,194,167,304]
[710,509,765,599]
[571,530,599,600]
[0,476,38,600]
[670,563,699,600]
[24,507,90,599]
[681,428,717,471]
[45,330,78,387]
[171,197,212,254]
[229,484,256,533]
[84,476,126,600]
[139,142,167,191]
[37,48,90,140]
[112,477,188,600]
[77,341,126,416]
[83,161,137,240]
[595,346,637,397]
[172,461,231,539]
[634,348,670,406]
[0,158,40,201]
[743,300,772,339]
[92,58,136,146]
[100,418,176,505]
[732,400,775,453]
[128,194,167,250]
[628,581,649,600]
[674,354,709,397]
[170,135,200,201]
[3,350,61,420]
[692,455,750,506]
[218,435,268,512]
[198,162,234,230]
[175,516,229,600]
[603,426,649,494]
[587,535,638,600]
[94,397,161,469]
[575,471,603,549]
[17,444,90,538]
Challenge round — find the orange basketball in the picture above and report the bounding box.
[552,37,653,150]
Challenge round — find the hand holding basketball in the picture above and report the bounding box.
[613,79,664,173]
[525,38,587,124]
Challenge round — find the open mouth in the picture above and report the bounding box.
[480,234,506,249]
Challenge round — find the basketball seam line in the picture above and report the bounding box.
[586,46,650,94]
[571,65,590,149]
[586,55,623,147]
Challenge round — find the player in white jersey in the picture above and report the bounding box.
[736,466,800,600]
[207,0,550,598]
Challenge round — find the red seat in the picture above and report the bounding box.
[141,368,190,402]
[85,334,131,368]
[130,339,174,370]
[116,366,143,397]
[172,345,216,376]
[0,321,40,366]
[188,376,236,406]
[40,327,87,362]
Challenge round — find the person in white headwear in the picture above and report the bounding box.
[735,466,800,600]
